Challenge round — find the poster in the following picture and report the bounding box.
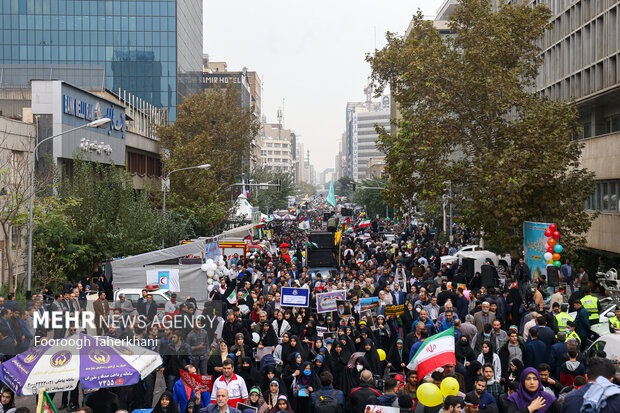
[360,297,379,311]
[385,304,404,317]
[364,406,399,413]
[146,269,180,292]
[523,221,553,280]
[205,242,220,261]
[179,370,213,392]
[316,290,347,313]
[280,287,310,307]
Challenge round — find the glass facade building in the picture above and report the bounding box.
[0,0,202,120]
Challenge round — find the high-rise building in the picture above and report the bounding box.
[344,96,390,181]
[256,123,294,174]
[0,0,203,120]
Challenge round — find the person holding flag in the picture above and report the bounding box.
[407,326,457,380]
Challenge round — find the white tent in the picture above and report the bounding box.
[230,193,254,222]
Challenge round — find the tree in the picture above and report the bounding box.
[158,87,260,235]
[367,0,595,253]
[352,177,389,218]
[335,176,356,198]
[249,170,295,213]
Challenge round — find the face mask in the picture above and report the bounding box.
[484,333,490,338]
[356,365,363,372]
[303,370,311,376]
[565,328,571,334]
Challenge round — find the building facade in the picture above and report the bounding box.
[256,123,294,174]
[0,0,203,120]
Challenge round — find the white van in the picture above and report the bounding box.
[112,288,172,318]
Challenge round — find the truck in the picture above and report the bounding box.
[306,231,340,280]
[219,237,271,261]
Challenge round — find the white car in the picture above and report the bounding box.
[112,288,172,317]
[585,333,620,372]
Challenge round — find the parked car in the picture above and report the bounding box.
[442,249,511,275]
[112,287,172,318]
[585,333,620,372]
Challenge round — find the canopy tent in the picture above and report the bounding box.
[229,193,254,222]
[110,239,209,302]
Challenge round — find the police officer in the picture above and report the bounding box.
[565,321,581,344]
[609,307,620,333]
[580,288,600,325]
[555,303,574,333]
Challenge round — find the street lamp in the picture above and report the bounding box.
[161,163,210,248]
[26,117,112,298]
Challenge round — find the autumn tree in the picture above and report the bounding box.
[367,0,595,253]
[158,87,260,235]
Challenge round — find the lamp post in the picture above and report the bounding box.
[26,117,112,298]
[162,163,210,248]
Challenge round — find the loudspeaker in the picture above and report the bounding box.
[481,264,498,288]
[309,232,335,249]
[461,257,475,280]
[308,248,338,267]
[547,266,560,287]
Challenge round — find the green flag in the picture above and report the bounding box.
[326,179,336,208]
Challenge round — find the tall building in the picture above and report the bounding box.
[201,59,255,111]
[344,95,390,181]
[256,123,294,174]
[0,0,203,120]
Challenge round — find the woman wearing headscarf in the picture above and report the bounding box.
[476,341,502,383]
[465,360,483,393]
[309,338,325,360]
[152,391,180,413]
[259,322,279,351]
[282,352,304,399]
[343,352,372,395]
[275,333,291,369]
[506,359,525,388]
[268,395,294,413]
[0,389,15,413]
[247,386,270,413]
[506,368,560,413]
[261,365,281,396]
[230,333,252,366]
[288,313,305,337]
[291,361,319,413]
[264,379,283,411]
[455,335,476,374]
[239,356,262,389]
[374,314,393,351]
[362,338,382,376]
[299,319,317,350]
[207,341,229,376]
[387,338,407,374]
[330,340,351,391]
[312,354,328,376]
[284,335,306,364]
[506,285,524,327]
[272,309,291,339]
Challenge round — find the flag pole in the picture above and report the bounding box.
[36,388,45,413]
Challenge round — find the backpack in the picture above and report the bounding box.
[314,389,339,413]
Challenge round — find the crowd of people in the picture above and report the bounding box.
[3,206,620,413]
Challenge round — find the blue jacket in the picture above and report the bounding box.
[550,342,567,377]
[467,391,496,410]
[525,338,547,369]
[562,382,620,413]
[173,378,209,413]
[409,340,424,362]
[411,317,435,335]
[311,385,346,413]
[575,306,591,339]
[456,296,469,320]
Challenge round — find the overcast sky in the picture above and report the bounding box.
[203,0,444,175]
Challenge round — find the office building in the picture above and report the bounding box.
[256,123,294,174]
[0,0,203,120]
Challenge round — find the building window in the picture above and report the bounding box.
[266,143,272,147]
[586,180,619,212]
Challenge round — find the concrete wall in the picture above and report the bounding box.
[580,131,620,179]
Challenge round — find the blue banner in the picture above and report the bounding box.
[205,242,220,261]
[280,287,310,307]
[523,221,553,280]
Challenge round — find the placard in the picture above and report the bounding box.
[316,290,347,313]
[179,369,213,392]
[365,406,399,413]
[146,269,180,292]
[280,287,309,307]
[385,304,404,317]
[336,300,352,318]
[360,297,379,311]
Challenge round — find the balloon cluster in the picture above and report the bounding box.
[201,257,236,292]
[543,224,563,267]
[417,377,459,407]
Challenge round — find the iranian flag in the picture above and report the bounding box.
[358,219,371,228]
[407,327,456,378]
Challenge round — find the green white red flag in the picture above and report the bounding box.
[358,219,371,228]
[407,326,456,378]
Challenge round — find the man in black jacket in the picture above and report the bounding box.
[222,309,246,348]
[161,330,192,391]
[347,369,382,413]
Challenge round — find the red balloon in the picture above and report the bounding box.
[544,229,552,237]
[549,224,557,231]
[547,246,554,253]
[552,231,561,239]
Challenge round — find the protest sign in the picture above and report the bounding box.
[280,287,309,307]
[316,290,347,313]
[179,370,213,392]
[385,304,404,316]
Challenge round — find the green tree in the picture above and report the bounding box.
[352,177,389,218]
[249,170,295,213]
[367,0,595,253]
[335,176,356,198]
[158,87,260,235]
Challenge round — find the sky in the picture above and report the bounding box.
[203,0,445,175]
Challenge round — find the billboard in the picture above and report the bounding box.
[523,221,553,280]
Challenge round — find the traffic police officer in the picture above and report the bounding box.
[609,307,620,333]
[580,288,600,325]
